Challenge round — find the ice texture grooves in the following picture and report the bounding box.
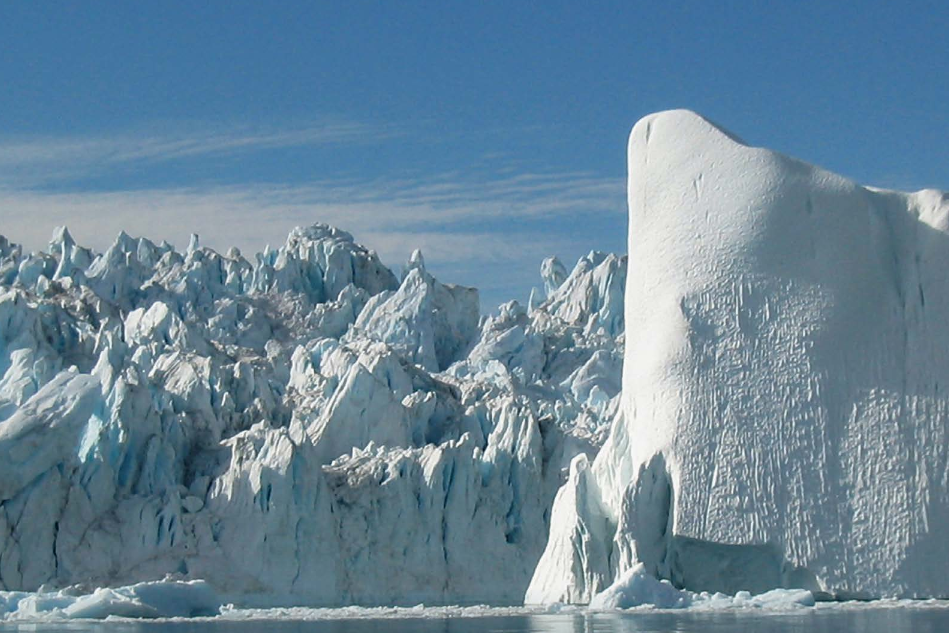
[528,109,949,603]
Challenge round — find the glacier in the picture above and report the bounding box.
[5,108,949,616]
[527,109,949,604]
[0,221,625,607]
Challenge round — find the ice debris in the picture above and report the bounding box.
[0,579,221,620]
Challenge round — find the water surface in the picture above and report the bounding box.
[7,606,949,633]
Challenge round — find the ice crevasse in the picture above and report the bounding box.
[527,109,949,603]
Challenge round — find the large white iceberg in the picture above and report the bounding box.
[527,109,949,603]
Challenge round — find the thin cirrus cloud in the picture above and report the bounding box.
[0,120,398,186]
[0,122,625,308]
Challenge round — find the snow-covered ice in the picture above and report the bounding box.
[528,109,949,604]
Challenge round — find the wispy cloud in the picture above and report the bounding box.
[0,120,398,186]
[0,121,626,309]
[0,170,625,308]
[0,172,624,251]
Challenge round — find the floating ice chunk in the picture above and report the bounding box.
[587,567,815,611]
[0,579,221,620]
[589,564,691,609]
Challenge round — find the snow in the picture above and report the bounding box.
[528,109,949,603]
[0,220,624,607]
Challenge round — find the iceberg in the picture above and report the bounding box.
[527,109,949,603]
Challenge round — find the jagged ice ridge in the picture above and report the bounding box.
[0,222,625,608]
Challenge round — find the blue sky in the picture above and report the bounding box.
[1,2,947,310]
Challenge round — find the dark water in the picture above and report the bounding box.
[5,609,949,633]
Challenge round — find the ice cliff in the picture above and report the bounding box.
[527,109,949,603]
[0,222,625,605]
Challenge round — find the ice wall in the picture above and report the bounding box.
[0,222,626,606]
[528,109,949,602]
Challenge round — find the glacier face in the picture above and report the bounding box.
[528,109,949,603]
[0,222,625,606]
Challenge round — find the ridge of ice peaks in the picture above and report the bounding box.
[0,218,623,607]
